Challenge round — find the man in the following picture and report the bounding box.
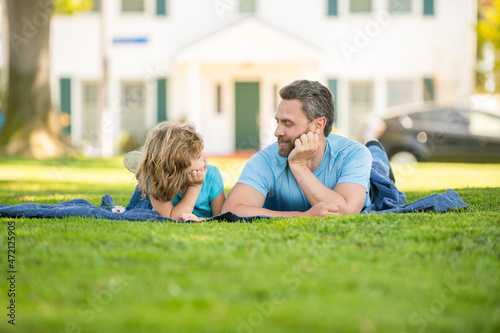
[222,79,372,217]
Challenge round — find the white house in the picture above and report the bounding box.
[49,0,477,156]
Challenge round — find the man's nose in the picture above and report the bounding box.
[274,124,283,137]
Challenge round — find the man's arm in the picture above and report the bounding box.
[289,164,367,214]
[222,183,341,217]
[288,133,368,215]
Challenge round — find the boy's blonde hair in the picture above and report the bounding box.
[136,121,204,202]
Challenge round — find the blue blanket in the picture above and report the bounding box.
[361,158,467,214]
[0,157,467,222]
[0,194,257,222]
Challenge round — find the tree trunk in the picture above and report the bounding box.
[0,0,66,158]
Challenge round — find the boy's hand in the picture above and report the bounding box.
[179,213,205,222]
[187,169,206,187]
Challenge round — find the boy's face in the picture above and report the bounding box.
[189,151,208,172]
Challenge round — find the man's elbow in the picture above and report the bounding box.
[342,202,364,215]
[221,199,236,214]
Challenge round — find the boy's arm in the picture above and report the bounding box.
[210,191,226,216]
[148,196,174,218]
[169,170,205,220]
[150,170,205,220]
[149,188,202,220]
[179,191,225,222]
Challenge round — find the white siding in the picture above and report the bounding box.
[49,0,477,155]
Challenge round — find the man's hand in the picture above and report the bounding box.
[303,202,340,217]
[288,132,320,166]
[187,170,206,187]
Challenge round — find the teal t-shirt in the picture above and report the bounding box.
[237,135,372,211]
[170,165,224,218]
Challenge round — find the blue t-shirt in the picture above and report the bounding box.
[237,135,372,211]
[171,165,224,218]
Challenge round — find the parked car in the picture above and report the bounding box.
[363,104,500,163]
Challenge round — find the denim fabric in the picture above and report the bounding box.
[125,185,153,210]
[362,145,467,213]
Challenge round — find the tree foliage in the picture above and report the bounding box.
[54,0,93,15]
[477,0,500,92]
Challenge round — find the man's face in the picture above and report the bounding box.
[274,99,315,158]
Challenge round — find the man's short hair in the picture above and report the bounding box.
[279,80,335,137]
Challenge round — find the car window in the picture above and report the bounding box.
[408,112,428,121]
[440,109,469,127]
[469,111,500,137]
[409,109,468,128]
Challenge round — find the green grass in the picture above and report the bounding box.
[1,156,499,333]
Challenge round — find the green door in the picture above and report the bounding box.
[235,82,260,150]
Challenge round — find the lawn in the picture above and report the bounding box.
[0,156,499,333]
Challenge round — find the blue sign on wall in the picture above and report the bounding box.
[113,37,148,44]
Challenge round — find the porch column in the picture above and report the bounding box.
[99,0,114,157]
[187,61,202,128]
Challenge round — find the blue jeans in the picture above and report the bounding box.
[367,144,392,180]
[126,185,153,210]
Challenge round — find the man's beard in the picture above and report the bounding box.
[277,138,294,158]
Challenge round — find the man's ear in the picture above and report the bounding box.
[314,117,327,135]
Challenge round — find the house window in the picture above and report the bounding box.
[60,78,71,135]
[423,0,434,16]
[239,0,256,13]
[157,78,167,122]
[423,77,435,101]
[350,0,371,13]
[82,82,101,147]
[91,0,101,12]
[328,0,338,16]
[348,81,373,140]
[216,84,222,114]
[273,84,279,110]
[121,82,147,146]
[122,0,145,13]
[328,79,338,127]
[388,0,412,14]
[387,80,414,107]
[156,0,167,16]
